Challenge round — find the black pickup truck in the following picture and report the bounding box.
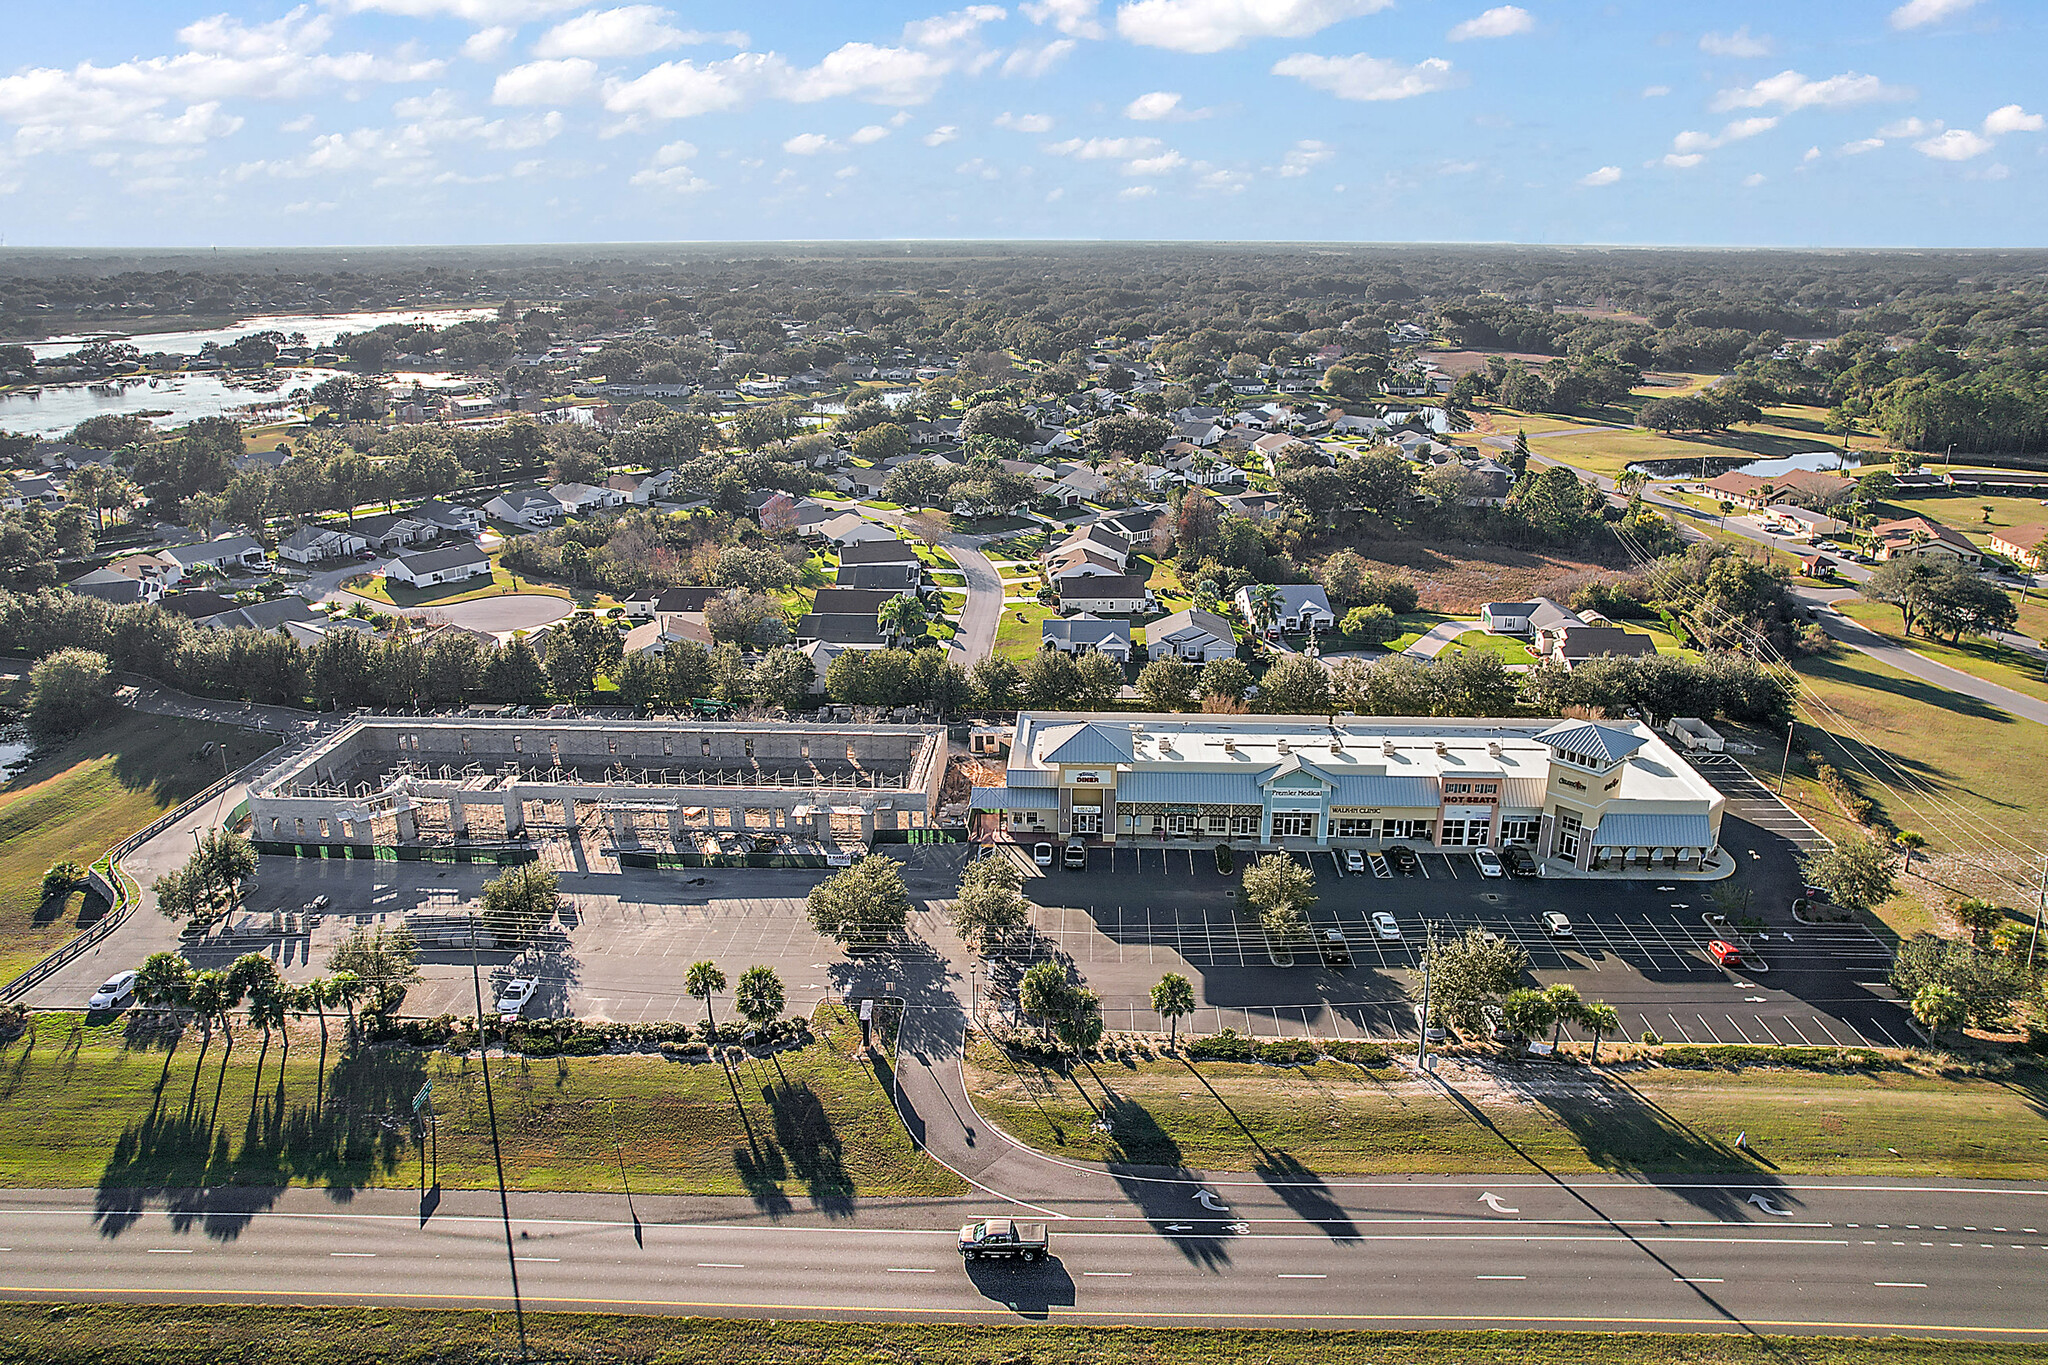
[958,1218,1049,1262]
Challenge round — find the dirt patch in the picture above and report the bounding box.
[1342,538,1630,612]
[1418,349,1556,377]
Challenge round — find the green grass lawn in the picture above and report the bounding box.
[0,1005,960,1200]
[346,564,566,610]
[1780,639,2048,926]
[6,1305,2028,1365]
[994,601,1056,663]
[1436,629,1540,662]
[0,711,279,986]
[1382,613,1462,653]
[1832,598,2048,704]
[966,1043,2048,1179]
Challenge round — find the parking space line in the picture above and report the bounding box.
[1810,1016,1844,1046]
[1780,1015,1815,1046]
[1697,1014,1721,1042]
[1752,1015,1783,1045]
[1666,1013,1691,1042]
[1439,854,1459,879]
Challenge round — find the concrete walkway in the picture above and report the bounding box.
[1400,619,1471,659]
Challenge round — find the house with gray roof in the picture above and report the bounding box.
[1041,614,1131,662]
[1146,608,1236,663]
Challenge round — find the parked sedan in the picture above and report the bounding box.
[1472,848,1504,879]
[88,970,138,1011]
[1032,842,1054,868]
[495,978,538,1021]
[1385,844,1419,874]
[1542,911,1574,938]
[1371,911,1402,940]
[1344,849,1365,874]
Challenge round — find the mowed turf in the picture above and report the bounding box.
[0,708,278,985]
[5,1305,2038,1365]
[964,1045,2048,1179]
[0,1006,961,1201]
[1831,598,2048,706]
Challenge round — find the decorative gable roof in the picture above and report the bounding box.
[1037,721,1136,767]
[1537,719,1649,766]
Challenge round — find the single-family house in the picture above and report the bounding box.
[1482,596,1581,639]
[158,536,267,578]
[819,513,897,548]
[278,524,370,565]
[1772,504,1847,538]
[64,566,164,605]
[1059,573,1153,615]
[1041,614,1132,661]
[387,544,492,589]
[1989,525,2047,570]
[1048,547,1128,581]
[1173,420,1225,449]
[1871,515,1983,566]
[1458,460,1514,507]
[484,487,568,527]
[195,598,325,634]
[551,482,626,515]
[349,512,436,553]
[810,587,908,617]
[1236,584,1334,635]
[1218,490,1286,522]
[1049,464,1110,508]
[414,499,486,535]
[1049,523,1130,565]
[1147,608,1236,663]
[1329,413,1389,437]
[622,585,720,618]
[607,470,674,504]
[837,561,921,591]
[6,473,64,507]
[837,539,922,569]
[751,489,798,534]
[1253,433,1318,473]
[794,613,888,646]
[623,611,714,657]
[1544,624,1658,669]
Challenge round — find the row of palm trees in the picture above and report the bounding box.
[133,950,372,1057]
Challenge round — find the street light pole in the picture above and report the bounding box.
[469,913,527,1361]
[1415,924,1433,1071]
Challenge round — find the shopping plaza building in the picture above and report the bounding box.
[972,713,1727,874]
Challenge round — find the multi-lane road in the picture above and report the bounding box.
[8,1169,2046,1336]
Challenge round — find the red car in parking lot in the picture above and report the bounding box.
[1707,939,1743,967]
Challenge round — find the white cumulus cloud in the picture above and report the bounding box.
[1271,52,1459,101]
[995,111,1055,132]
[1742,172,1766,186]
[1046,135,1159,158]
[1125,90,1206,120]
[1117,183,1155,199]
[1660,152,1704,169]
[1021,0,1105,38]
[1878,116,1941,138]
[1124,148,1186,175]
[1641,85,1670,98]
[631,162,709,191]
[1983,104,2045,135]
[1003,40,1077,77]
[535,7,747,59]
[493,57,596,105]
[331,0,582,20]
[1277,138,1333,176]
[1699,26,1772,58]
[1840,137,1886,154]
[1889,0,1976,30]
[782,131,840,154]
[1577,165,1621,186]
[1116,0,1394,55]
[924,124,961,144]
[1917,127,1993,159]
[1712,70,1912,113]
[1447,6,1533,41]
[901,5,1009,50]
[849,123,891,143]
[462,26,519,61]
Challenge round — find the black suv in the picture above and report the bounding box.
[1386,844,1419,874]
[1501,845,1538,878]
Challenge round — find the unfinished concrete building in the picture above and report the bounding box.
[246,716,947,849]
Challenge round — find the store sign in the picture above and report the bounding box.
[1064,769,1111,785]
[1443,804,1495,821]
[1329,807,1384,815]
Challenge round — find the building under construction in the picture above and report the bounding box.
[245,715,948,850]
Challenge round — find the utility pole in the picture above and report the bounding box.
[1777,720,1796,794]
[1415,925,1433,1071]
[469,913,526,1361]
[2028,853,2046,975]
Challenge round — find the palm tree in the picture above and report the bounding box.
[685,960,727,1032]
[1151,973,1195,1048]
[1894,829,1926,876]
[186,970,236,1055]
[1582,1001,1621,1065]
[1243,582,1281,637]
[1542,982,1582,1050]
[329,969,366,1037]
[134,951,194,1020]
[876,592,929,643]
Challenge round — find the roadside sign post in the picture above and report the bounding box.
[413,1079,436,1185]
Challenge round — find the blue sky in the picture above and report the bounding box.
[0,0,2040,248]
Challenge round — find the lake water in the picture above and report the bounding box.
[0,725,34,779]
[0,369,347,437]
[1628,448,1864,478]
[18,307,500,360]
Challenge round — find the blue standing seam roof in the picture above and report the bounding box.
[1588,812,1714,848]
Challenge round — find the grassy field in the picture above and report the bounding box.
[2,1305,2033,1365]
[0,709,278,986]
[995,602,1057,663]
[1436,629,1539,662]
[1781,640,2048,926]
[0,1005,960,1201]
[345,564,567,610]
[1832,598,2048,704]
[964,1043,2048,1179]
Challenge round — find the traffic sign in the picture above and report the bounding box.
[412,1080,434,1113]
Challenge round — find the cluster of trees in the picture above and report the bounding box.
[805,854,914,947]
[682,960,786,1032]
[128,922,420,1049]
[1893,931,2035,1036]
[1520,650,1795,728]
[1860,558,2019,643]
[1453,352,1643,416]
[1414,928,1622,1056]
[821,645,972,713]
[1018,961,1104,1053]
[26,646,113,735]
[1638,388,1765,434]
[949,854,1030,952]
[1239,853,1318,940]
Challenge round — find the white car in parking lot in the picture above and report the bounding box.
[1344,849,1365,874]
[1472,849,1503,878]
[1371,911,1401,940]
[495,978,538,1021]
[1032,842,1054,868]
[1542,911,1574,938]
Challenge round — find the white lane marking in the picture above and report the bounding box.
[146,1249,192,1254]
[1082,1271,1132,1277]
[1874,1282,1928,1288]
[1674,1277,1724,1283]
[1194,1190,1230,1211]
[886,1267,937,1273]
[1278,1273,1327,1278]
[516,1257,560,1262]
[1747,1194,1794,1217]
[329,1252,376,1258]
[695,1263,743,1268]
[1476,1274,1526,1280]
[1479,1192,1520,1215]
